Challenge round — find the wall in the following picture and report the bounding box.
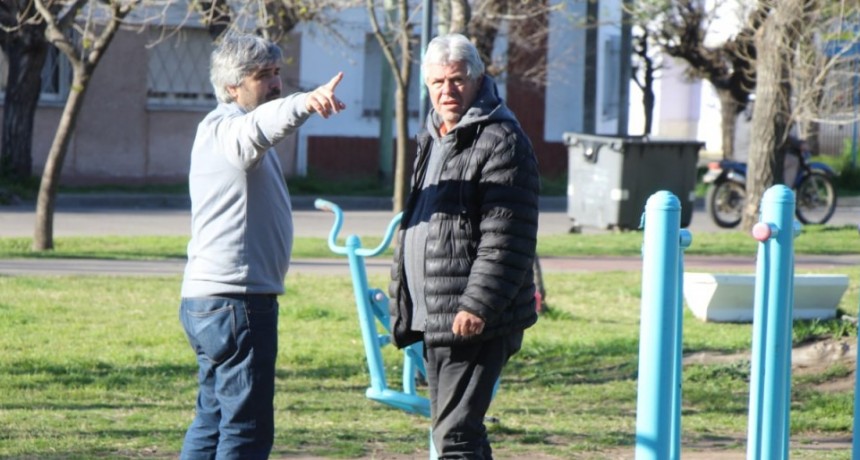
[5,1,625,184]
[5,28,299,186]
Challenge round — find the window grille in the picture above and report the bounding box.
[147,28,216,109]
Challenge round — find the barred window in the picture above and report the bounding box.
[147,28,215,109]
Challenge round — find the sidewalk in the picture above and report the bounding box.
[2,254,858,277]
[1,193,858,276]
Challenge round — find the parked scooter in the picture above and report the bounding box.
[702,137,838,228]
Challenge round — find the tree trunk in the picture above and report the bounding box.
[436,0,451,34]
[0,22,48,180]
[468,1,505,73]
[437,0,471,35]
[448,0,470,34]
[387,0,411,214]
[798,88,822,154]
[803,120,820,155]
[392,85,409,213]
[33,70,89,250]
[717,89,739,160]
[641,60,656,135]
[742,1,803,232]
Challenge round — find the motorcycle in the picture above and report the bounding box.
[702,137,838,228]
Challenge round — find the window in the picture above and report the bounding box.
[362,34,421,118]
[602,35,621,121]
[0,44,72,104]
[147,28,215,108]
[40,46,72,102]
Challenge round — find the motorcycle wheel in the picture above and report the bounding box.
[706,180,745,228]
[795,170,837,225]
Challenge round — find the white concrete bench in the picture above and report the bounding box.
[683,273,850,323]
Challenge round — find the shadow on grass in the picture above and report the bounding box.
[0,360,195,399]
[507,337,640,386]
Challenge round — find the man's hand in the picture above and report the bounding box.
[452,311,485,337]
[306,72,346,118]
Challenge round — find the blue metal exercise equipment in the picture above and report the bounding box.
[314,198,429,417]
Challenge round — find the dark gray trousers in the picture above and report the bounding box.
[424,331,524,460]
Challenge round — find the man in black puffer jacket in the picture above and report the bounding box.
[389,33,540,459]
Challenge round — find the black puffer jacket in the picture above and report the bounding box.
[389,76,540,348]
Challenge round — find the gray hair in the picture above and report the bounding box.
[210,33,282,104]
[422,33,485,81]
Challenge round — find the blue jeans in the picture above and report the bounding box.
[179,294,279,460]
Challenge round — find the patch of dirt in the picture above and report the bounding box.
[684,336,857,392]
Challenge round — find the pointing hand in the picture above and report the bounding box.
[306,72,346,119]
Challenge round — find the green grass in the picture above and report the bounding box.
[1,224,858,260]
[1,268,858,458]
[0,223,859,458]
[0,271,856,459]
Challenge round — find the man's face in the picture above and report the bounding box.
[228,63,282,111]
[425,61,481,133]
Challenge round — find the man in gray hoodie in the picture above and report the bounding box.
[179,33,344,459]
[389,33,540,459]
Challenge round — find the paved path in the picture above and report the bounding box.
[1,195,859,276]
[2,194,858,238]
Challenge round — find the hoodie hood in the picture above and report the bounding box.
[426,74,519,137]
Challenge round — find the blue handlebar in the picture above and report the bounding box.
[314,198,403,257]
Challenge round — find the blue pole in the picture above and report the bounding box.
[747,224,771,459]
[747,185,796,460]
[345,235,389,394]
[635,191,682,460]
[672,229,692,460]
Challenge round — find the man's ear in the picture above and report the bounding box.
[226,85,239,100]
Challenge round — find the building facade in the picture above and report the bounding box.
[1,1,628,185]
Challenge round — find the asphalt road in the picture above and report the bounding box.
[1,195,858,238]
[0,195,858,276]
